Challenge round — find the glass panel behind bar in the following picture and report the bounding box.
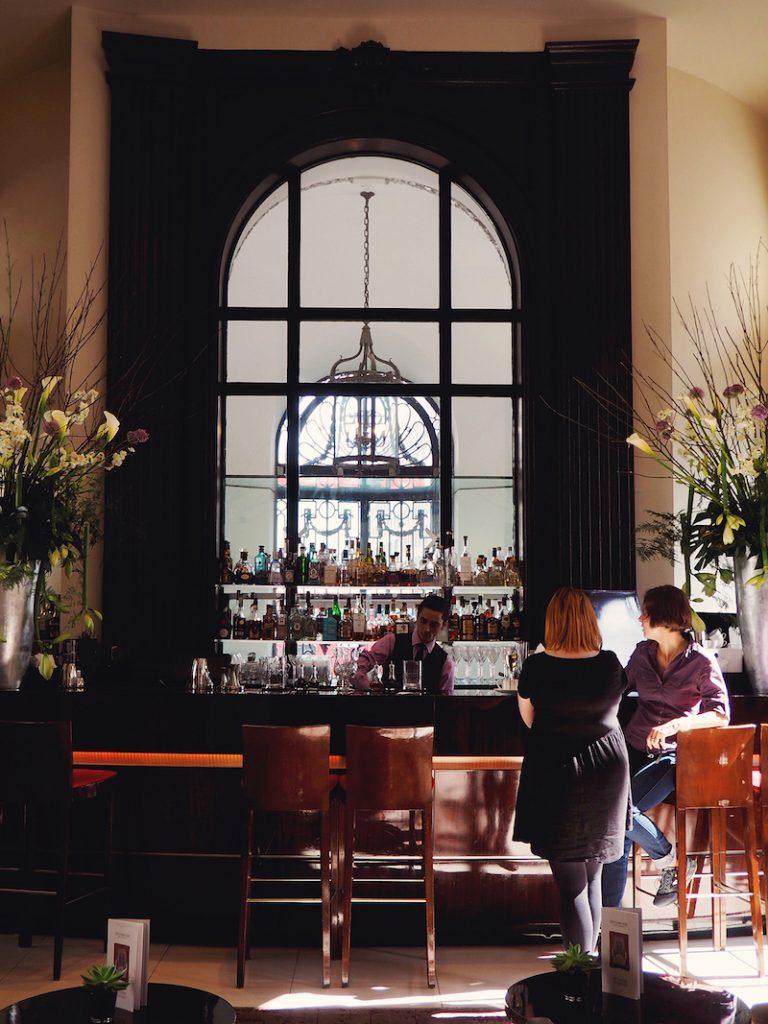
[226,181,288,307]
[451,182,513,310]
[226,321,287,382]
[452,322,514,385]
[452,396,517,555]
[300,321,439,384]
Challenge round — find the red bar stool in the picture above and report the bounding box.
[676,725,764,976]
[341,725,436,988]
[238,724,333,988]
[0,720,116,980]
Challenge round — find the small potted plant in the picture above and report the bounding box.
[552,943,600,1004]
[81,963,128,1024]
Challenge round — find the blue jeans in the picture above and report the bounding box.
[601,747,676,907]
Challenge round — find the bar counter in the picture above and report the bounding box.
[0,687,764,947]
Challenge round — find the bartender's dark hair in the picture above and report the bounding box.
[642,585,692,632]
[418,593,450,621]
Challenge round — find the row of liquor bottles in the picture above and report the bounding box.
[220,537,524,589]
[219,592,525,643]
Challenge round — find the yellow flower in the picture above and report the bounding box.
[626,432,655,456]
[715,512,746,546]
[42,409,69,438]
[40,376,61,402]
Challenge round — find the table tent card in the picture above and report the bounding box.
[107,918,150,1010]
[601,907,643,1000]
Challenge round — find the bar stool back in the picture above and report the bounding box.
[342,725,435,987]
[0,720,116,980]
[675,725,764,975]
[238,724,332,988]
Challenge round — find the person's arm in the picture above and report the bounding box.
[517,695,535,728]
[646,656,730,750]
[438,650,455,694]
[352,632,395,691]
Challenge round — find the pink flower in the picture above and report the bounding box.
[687,386,705,400]
[5,376,23,390]
[654,417,673,437]
[723,383,745,398]
[750,403,768,421]
[127,428,150,444]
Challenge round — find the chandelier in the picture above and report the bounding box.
[327,190,402,476]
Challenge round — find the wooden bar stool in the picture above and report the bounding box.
[0,720,116,980]
[341,725,435,988]
[238,724,333,988]
[676,725,764,976]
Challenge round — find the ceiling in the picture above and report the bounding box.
[3,0,768,118]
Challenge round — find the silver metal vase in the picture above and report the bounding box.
[0,567,40,690]
[734,554,768,694]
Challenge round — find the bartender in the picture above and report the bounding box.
[353,594,455,694]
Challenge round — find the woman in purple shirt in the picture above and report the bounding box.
[602,585,730,908]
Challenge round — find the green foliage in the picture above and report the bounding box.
[636,510,681,564]
[552,943,600,973]
[80,963,128,990]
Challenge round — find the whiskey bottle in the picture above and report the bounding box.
[220,540,234,584]
[460,598,475,641]
[372,543,387,586]
[352,598,367,641]
[233,596,247,639]
[485,599,500,641]
[395,603,411,635]
[340,598,354,640]
[499,596,513,641]
[234,548,252,584]
[283,548,295,585]
[268,549,284,585]
[401,544,418,587]
[505,547,523,588]
[448,596,460,641]
[488,547,505,586]
[276,599,288,641]
[218,597,232,639]
[511,591,524,640]
[460,536,473,584]
[386,553,401,586]
[289,602,304,641]
[247,598,262,641]
[474,599,487,641]
[261,602,276,641]
[473,555,489,586]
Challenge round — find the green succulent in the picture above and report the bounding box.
[552,943,599,973]
[81,963,129,990]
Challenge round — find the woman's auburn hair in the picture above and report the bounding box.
[642,585,692,631]
[544,587,602,653]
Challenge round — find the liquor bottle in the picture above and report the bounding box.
[401,544,418,587]
[283,548,295,585]
[488,547,505,586]
[253,545,268,584]
[499,596,513,641]
[296,545,309,585]
[505,547,523,588]
[276,599,287,641]
[352,598,367,641]
[302,592,315,639]
[338,545,350,587]
[383,604,394,634]
[331,593,342,627]
[268,549,284,585]
[248,598,262,640]
[372,543,387,585]
[419,549,436,584]
[460,536,472,584]
[395,602,411,635]
[474,555,489,586]
[340,598,354,640]
[460,598,475,641]
[511,591,524,640]
[261,602,276,640]
[218,597,232,639]
[386,553,401,586]
[323,549,339,586]
[448,596,460,641]
[220,540,234,584]
[233,596,247,639]
[322,607,338,641]
[234,548,252,584]
[289,602,304,641]
[308,542,320,584]
[474,599,487,640]
[386,662,399,693]
[485,599,500,640]
[362,544,375,585]
[349,539,360,586]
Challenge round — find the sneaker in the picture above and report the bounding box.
[653,856,696,908]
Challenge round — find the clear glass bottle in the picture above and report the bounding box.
[234,548,252,584]
[460,536,473,584]
[474,555,489,586]
[401,544,418,587]
[387,553,401,586]
[488,547,505,586]
[268,549,284,585]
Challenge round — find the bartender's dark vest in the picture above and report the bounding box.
[388,631,447,695]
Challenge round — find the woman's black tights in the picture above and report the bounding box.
[549,859,603,953]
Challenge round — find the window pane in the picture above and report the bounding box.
[227,182,288,307]
[452,323,515,385]
[451,183,512,309]
[300,321,439,384]
[301,156,439,308]
[224,396,286,555]
[226,321,286,382]
[452,397,518,555]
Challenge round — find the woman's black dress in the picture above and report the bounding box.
[512,650,629,862]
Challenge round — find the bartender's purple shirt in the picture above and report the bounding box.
[624,638,730,752]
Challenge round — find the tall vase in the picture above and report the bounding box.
[0,566,40,690]
[734,554,768,694]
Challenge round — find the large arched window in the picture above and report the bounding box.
[220,152,521,567]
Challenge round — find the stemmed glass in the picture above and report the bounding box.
[452,644,467,683]
[477,645,491,682]
[465,645,480,682]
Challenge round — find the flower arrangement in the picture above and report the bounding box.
[586,249,768,600]
[0,231,148,678]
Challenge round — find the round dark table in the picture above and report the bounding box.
[505,970,751,1023]
[0,982,236,1023]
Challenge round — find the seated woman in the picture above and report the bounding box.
[514,587,629,954]
[601,584,730,908]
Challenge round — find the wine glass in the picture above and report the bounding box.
[452,644,467,683]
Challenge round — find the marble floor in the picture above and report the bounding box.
[1,934,768,1016]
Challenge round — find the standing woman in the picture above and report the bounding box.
[513,588,629,954]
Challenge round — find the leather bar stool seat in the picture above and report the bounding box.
[341,725,436,988]
[238,724,333,988]
[0,720,116,980]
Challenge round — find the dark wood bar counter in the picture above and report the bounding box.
[0,688,763,947]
